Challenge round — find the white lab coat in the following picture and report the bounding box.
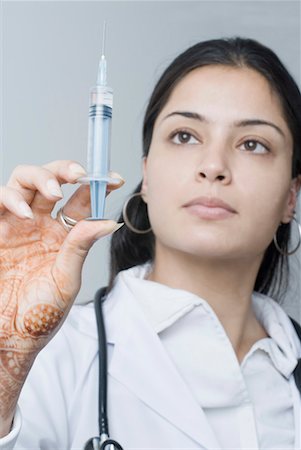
[1,268,301,450]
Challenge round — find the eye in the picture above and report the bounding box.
[169,130,199,145]
[240,139,270,154]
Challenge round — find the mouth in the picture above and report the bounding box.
[183,196,237,220]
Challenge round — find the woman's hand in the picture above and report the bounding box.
[0,160,124,432]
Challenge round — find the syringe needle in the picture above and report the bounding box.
[102,21,107,56]
[98,21,107,86]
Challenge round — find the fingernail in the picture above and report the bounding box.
[19,201,34,219]
[112,222,124,232]
[109,171,125,184]
[46,179,63,198]
[69,163,87,178]
[95,222,124,240]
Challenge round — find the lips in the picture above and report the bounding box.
[184,196,237,212]
[183,196,237,219]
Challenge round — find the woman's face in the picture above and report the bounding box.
[142,65,298,262]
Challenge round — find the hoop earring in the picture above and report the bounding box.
[273,217,301,256]
[122,193,152,234]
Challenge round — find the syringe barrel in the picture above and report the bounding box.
[87,85,113,178]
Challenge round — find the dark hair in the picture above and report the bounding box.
[109,37,301,301]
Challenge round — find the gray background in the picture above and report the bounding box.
[1,1,300,316]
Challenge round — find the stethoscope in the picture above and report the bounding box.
[84,287,124,450]
[81,286,301,450]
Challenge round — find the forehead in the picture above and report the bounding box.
[158,65,287,126]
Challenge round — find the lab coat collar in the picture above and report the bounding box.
[116,264,300,380]
[252,292,301,378]
[105,268,222,449]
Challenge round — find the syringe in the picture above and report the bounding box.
[79,22,118,219]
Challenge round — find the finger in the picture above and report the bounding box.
[106,171,126,192]
[6,161,87,210]
[42,160,87,181]
[51,219,124,306]
[29,161,89,213]
[0,186,34,219]
[31,168,124,216]
[62,172,125,221]
[59,184,91,220]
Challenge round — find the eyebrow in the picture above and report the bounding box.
[161,111,286,139]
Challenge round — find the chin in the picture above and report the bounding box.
[155,224,243,257]
[166,238,239,260]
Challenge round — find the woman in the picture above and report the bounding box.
[0,37,301,449]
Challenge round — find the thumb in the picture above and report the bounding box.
[51,220,123,305]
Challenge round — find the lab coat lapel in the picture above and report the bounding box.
[106,287,221,449]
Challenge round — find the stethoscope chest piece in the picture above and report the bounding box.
[84,437,100,450]
[84,436,124,450]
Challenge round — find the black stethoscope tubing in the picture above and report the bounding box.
[84,287,124,450]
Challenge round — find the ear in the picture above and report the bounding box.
[281,175,301,224]
[141,157,148,203]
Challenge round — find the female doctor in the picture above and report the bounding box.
[1,37,301,449]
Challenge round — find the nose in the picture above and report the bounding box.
[196,146,232,185]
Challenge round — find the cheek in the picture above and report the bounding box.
[236,170,291,245]
[144,155,183,226]
[146,171,176,213]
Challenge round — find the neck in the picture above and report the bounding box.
[146,244,268,361]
